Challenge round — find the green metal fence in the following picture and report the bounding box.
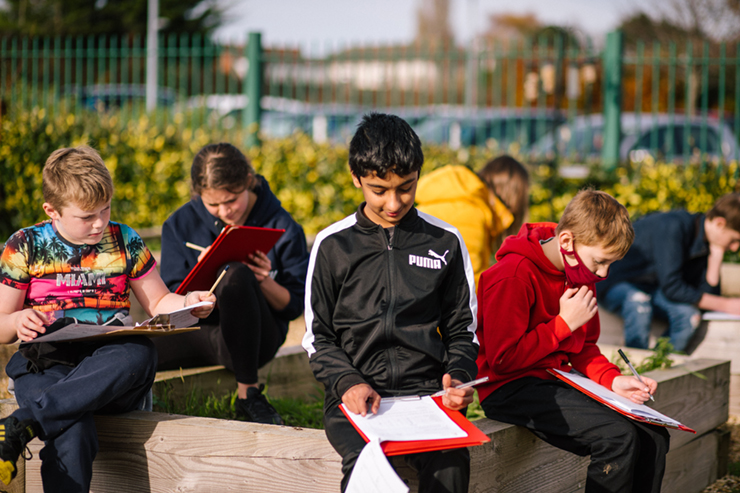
[2,30,740,164]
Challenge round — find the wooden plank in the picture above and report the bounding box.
[22,412,343,493]
[7,358,731,493]
[721,263,740,296]
[731,374,740,418]
[686,320,740,373]
[662,430,721,493]
[645,359,730,450]
[256,345,321,400]
[467,420,588,493]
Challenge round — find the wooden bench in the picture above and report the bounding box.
[1,357,730,493]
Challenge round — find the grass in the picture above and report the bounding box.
[152,382,326,428]
[151,381,490,428]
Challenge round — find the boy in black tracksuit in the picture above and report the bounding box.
[302,113,479,492]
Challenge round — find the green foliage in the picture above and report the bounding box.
[0,106,204,240]
[152,382,237,419]
[152,382,325,428]
[634,338,675,373]
[0,0,223,36]
[270,391,326,430]
[610,338,675,374]
[3,104,740,254]
[466,392,486,422]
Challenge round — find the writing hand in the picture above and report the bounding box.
[559,285,597,331]
[197,245,211,263]
[185,291,217,318]
[14,309,49,342]
[342,383,381,417]
[441,374,474,411]
[612,375,657,404]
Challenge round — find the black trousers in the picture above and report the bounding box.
[481,377,670,493]
[324,403,470,493]
[155,262,285,384]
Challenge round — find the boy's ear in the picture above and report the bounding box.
[557,230,574,252]
[42,202,61,220]
[351,173,362,189]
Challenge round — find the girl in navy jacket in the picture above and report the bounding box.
[157,143,309,425]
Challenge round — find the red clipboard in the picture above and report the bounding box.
[341,395,491,456]
[175,225,284,294]
[548,369,696,433]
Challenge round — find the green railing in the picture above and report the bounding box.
[2,30,740,165]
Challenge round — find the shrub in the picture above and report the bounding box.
[2,104,739,256]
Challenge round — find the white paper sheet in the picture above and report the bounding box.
[552,369,682,427]
[345,440,409,493]
[137,301,214,328]
[341,395,466,443]
[702,311,740,321]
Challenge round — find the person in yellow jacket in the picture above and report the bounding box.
[416,155,529,286]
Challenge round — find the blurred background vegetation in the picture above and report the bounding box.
[2,102,738,261]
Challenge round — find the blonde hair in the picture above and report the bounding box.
[477,155,530,247]
[556,189,634,257]
[42,146,113,211]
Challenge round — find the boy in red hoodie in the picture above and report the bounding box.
[476,190,670,493]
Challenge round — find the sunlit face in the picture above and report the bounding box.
[200,187,253,226]
[560,235,623,279]
[705,217,740,253]
[352,170,418,228]
[43,200,111,245]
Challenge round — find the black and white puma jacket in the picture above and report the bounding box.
[302,203,479,408]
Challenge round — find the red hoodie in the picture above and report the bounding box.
[475,222,621,404]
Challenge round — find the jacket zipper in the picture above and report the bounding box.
[383,227,399,389]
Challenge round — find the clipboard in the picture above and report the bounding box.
[175,225,285,294]
[341,395,491,456]
[548,369,696,433]
[24,324,200,343]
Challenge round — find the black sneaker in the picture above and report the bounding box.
[0,416,37,486]
[235,384,284,425]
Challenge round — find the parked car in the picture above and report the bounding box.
[65,84,177,110]
[413,108,566,150]
[530,113,740,164]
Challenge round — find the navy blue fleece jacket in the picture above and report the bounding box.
[598,210,720,305]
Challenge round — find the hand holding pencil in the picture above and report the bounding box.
[181,268,225,319]
[184,241,211,263]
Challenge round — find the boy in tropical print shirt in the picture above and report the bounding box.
[0,146,216,492]
[1,220,156,325]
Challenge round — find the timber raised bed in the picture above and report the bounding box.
[0,357,729,493]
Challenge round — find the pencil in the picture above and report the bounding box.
[184,241,206,252]
[207,265,230,296]
[618,349,655,402]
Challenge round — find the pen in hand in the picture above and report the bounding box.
[184,241,206,252]
[618,349,655,402]
[432,376,489,397]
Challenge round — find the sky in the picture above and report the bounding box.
[214,0,642,47]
